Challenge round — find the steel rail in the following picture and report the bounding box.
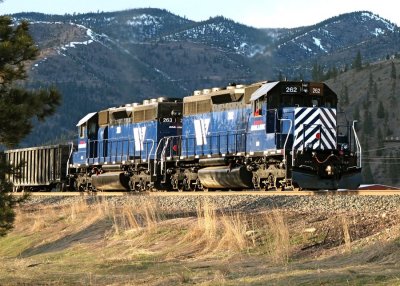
[10,190,400,197]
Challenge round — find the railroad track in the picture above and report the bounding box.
[10,190,400,197]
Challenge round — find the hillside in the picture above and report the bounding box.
[8,9,399,145]
[327,58,400,186]
[4,9,400,185]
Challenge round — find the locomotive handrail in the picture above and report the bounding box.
[154,129,248,161]
[160,137,171,176]
[146,139,155,172]
[352,120,362,168]
[153,137,166,176]
[86,137,155,165]
[280,117,292,169]
[66,142,75,177]
[268,108,293,169]
[292,132,298,166]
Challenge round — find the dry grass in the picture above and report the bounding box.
[218,211,248,251]
[264,210,291,265]
[180,200,251,256]
[1,200,400,285]
[107,200,162,236]
[341,215,352,252]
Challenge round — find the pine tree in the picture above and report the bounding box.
[362,109,373,135]
[342,84,349,105]
[0,16,61,236]
[353,104,360,121]
[376,127,384,156]
[373,82,378,98]
[278,71,284,81]
[391,62,397,79]
[389,152,399,184]
[352,50,363,71]
[311,62,323,81]
[362,162,374,184]
[368,73,377,98]
[377,101,385,119]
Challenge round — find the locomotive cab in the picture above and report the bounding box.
[72,112,98,165]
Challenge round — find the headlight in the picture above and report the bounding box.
[325,165,334,175]
[341,143,349,150]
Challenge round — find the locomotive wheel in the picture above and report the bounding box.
[195,178,203,191]
[180,177,191,192]
[139,179,146,191]
[265,174,276,191]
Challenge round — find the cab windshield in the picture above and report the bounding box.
[269,95,336,108]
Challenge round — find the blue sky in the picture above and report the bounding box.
[1,0,398,28]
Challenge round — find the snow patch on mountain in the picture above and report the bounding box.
[126,14,163,27]
[361,12,396,32]
[313,37,328,53]
[163,21,265,57]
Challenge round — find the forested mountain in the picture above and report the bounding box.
[327,59,400,186]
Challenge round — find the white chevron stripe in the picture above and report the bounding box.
[323,108,336,125]
[295,109,319,129]
[320,108,336,129]
[321,125,335,145]
[320,109,336,148]
[294,107,337,150]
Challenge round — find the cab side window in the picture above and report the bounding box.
[79,125,86,138]
[254,99,263,116]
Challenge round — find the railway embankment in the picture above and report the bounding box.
[1,191,400,285]
[22,192,400,213]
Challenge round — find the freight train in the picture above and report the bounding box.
[5,80,362,192]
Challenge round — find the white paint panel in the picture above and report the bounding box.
[133,126,146,151]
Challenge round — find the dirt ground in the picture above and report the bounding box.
[0,200,399,285]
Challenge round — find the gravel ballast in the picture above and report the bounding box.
[22,193,400,213]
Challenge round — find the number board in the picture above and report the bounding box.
[160,117,174,123]
[282,84,301,95]
[309,83,324,96]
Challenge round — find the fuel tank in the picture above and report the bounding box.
[92,172,130,191]
[197,166,253,189]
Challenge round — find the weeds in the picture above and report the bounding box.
[341,215,352,252]
[218,212,248,251]
[264,210,290,265]
[3,200,399,285]
[107,199,163,236]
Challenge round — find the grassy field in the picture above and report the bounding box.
[0,198,399,285]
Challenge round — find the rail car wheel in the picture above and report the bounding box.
[128,181,134,192]
[134,182,141,192]
[194,178,203,191]
[139,179,146,191]
[265,174,276,191]
[74,181,84,192]
[179,177,192,192]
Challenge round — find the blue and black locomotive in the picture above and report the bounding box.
[5,80,362,191]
